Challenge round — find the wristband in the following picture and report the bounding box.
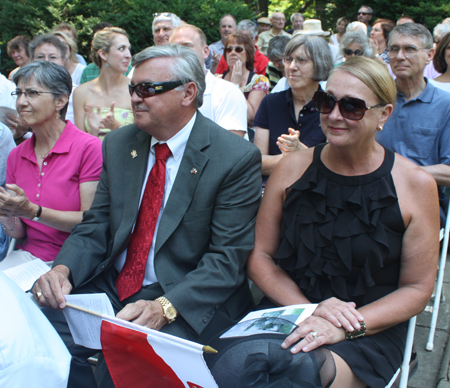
[32,205,42,221]
[345,321,366,340]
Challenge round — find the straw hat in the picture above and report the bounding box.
[295,19,330,36]
[257,17,271,25]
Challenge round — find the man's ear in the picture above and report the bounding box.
[426,48,435,65]
[181,82,198,107]
[203,45,210,61]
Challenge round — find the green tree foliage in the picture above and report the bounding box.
[0,0,256,75]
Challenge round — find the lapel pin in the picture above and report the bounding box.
[190,168,198,174]
[131,150,138,158]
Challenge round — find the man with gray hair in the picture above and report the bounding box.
[152,12,181,46]
[215,19,270,75]
[287,13,304,34]
[34,44,261,387]
[257,12,291,55]
[377,23,450,223]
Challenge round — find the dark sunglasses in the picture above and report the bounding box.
[128,80,184,98]
[344,48,364,56]
[313,91,386,120]
[225,46,244,53]
[358,12,371,15]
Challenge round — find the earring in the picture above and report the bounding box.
[377,126,383,132]
[55,110,60,120]
[105,63,109,68]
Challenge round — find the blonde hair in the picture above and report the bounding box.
[332,56,396,106]
[52,31,79,63]
[91,27,128,67]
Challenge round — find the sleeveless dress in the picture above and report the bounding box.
[206,143,407,388]
[84,108,134,140]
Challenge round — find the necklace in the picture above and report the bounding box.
[35,145,54,160]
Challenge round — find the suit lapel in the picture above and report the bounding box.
[154,114,210,254]
[112,128,151,254]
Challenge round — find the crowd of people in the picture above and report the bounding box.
[0,6,448,388]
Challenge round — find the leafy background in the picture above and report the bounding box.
[1,0,448,75]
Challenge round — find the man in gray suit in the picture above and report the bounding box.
[33,45,261,387]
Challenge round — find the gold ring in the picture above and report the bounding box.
[36,291,43,299]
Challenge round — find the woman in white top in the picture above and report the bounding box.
[330,17,349,46]
[52,31,86,87]
[430,32,450,93]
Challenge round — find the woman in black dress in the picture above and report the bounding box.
[206,57,439,388]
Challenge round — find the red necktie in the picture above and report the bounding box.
[116,143,172,301]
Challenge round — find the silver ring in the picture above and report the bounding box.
[310,331,318,340]
[36,291,43,299]
[15,123,18,128]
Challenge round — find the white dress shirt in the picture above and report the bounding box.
[114,113,196,285]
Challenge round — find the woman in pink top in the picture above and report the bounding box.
[0,61,102,269]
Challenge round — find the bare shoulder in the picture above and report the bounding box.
[392,153,437,194]
[269,148,315,191]
[392,152,439,226]
[73,81,92,100]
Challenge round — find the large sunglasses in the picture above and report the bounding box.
[343,48,364,56]
[128,80,184,98]
[225,46,244,53]
[313,91,386,121]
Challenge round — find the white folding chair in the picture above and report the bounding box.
[426,203,450,351]
[385,316,417,388]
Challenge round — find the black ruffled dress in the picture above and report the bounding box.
[206,144,408,388]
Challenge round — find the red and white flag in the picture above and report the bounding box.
[101,316,218,388]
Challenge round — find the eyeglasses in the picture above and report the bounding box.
[153,12,173,18]
[313,91,386,120]
[128,80,185,98]
[225,46,244,53]
[358,12,371,16]
[283,56,311,67]
[11,90,55,99]
[344,48,364,56]
[34,55,63,62]
[387,45,427,58]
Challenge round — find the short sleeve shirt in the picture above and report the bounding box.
[377,79,450,167]
[199,71,247,133]
[253,87,327,155]
[6,121,103,261]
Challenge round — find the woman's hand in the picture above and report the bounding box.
[99,102,121,132]
[0,184,36,219]
[313,297,364,332]
[277,128,308,154]
[212,52,222,66]
[230,59,243,86]
[370,38,379,57]
[6,113,28,141]
[281,315,346,354]
[84,104,103,137]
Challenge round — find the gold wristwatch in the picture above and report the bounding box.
[156,296,178,324]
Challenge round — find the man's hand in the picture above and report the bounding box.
[33,265,72,309]
[116,300,167,330]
